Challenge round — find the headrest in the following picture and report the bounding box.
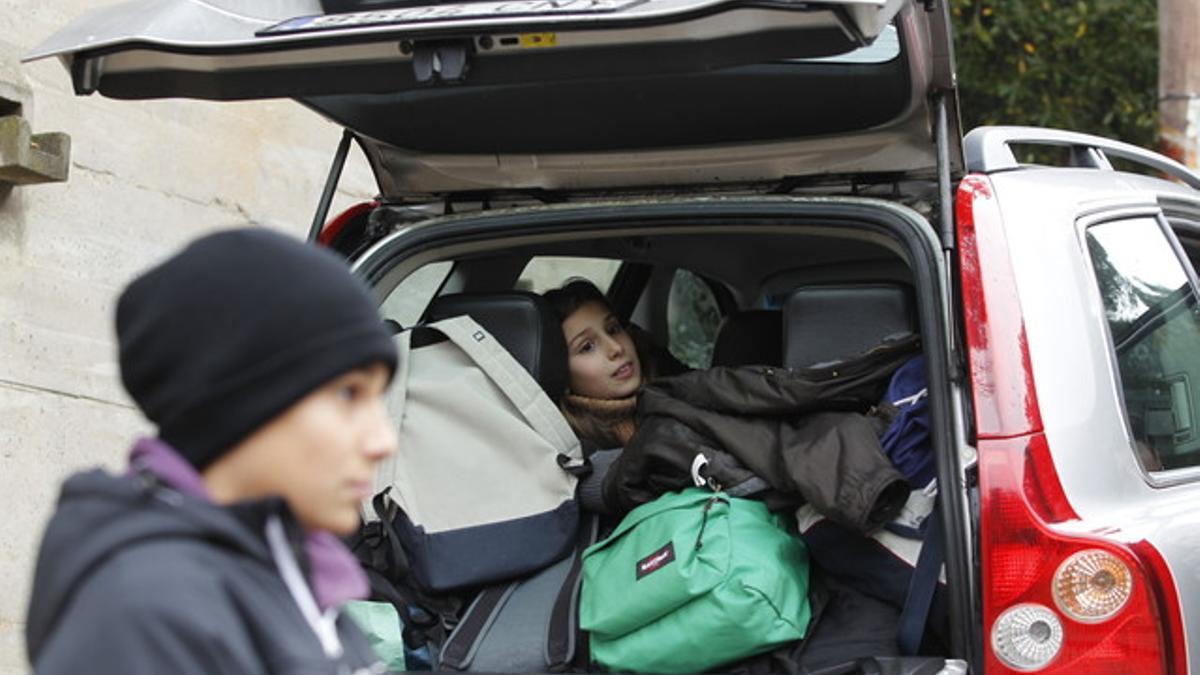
[711,310,783,367]
[421,292,569,402]
[783,284,915,369]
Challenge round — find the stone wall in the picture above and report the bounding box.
[0,3,377,670]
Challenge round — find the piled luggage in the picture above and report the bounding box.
[347,286,946,673]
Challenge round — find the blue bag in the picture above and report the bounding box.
[878,355,935,488]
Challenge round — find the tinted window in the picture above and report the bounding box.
[667,269,721,369]
[1087,218,1200,472]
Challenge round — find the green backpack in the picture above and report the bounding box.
[579,488,811,673]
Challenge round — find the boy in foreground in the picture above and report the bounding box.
[25,228,398,674]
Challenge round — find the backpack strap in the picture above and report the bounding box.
[439,584,519,670]
[546,513,601,671]
[896,506,944,655]
[347,488,458,649]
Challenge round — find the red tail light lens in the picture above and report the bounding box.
[979,435,1170,673]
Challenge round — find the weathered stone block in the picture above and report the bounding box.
[0,115,70,184]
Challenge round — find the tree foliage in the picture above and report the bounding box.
[951,0,1158,148]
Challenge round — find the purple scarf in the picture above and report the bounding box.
[128,437,368,610]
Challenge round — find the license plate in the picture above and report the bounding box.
[259,0,645,36]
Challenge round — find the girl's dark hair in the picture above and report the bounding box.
[543,278,613,325]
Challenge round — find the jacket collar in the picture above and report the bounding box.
[128,437,368,610]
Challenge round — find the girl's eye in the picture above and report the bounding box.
[605,322,623,336]
[578,340,595,354]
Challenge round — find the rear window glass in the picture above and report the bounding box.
[790,25,900,64]
[517,256,621,294]
[380,261,453,328]
[1087,218,1200,473]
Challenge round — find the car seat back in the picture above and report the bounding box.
[783,284,915,369]
[422,291,569,402]
[711,309,782,367]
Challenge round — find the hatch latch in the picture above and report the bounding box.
[411,41,471,85]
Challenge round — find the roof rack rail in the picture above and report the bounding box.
[964,125,1200,190]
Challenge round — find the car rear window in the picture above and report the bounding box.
[1086,217,1200,474]
[517,256,621,294]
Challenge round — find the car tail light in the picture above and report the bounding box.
[991,603,1064,671]
[1052,550,1132,623]
[318,200,377,247]
[978,435,1171,673]
[956,175,1186,674]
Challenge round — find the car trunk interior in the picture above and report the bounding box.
[352,196,974,672]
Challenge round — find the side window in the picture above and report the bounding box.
[379,261,453,328]
[667,269,721,369]
[1086,218,1200,473]
[517,256,621,294]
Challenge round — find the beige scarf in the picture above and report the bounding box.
[562,392,639,448]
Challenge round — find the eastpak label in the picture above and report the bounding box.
[636,542,676,579]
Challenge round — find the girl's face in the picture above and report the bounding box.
[562,300,642,399]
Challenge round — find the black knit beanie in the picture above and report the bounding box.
[116,227,397,470]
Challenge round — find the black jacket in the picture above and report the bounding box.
[26,470,382,674]
[603,338,917,532]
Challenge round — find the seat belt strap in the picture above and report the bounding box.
[546,513,600,671]
[897,506,944,655]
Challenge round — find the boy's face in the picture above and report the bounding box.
[207,363,396,534]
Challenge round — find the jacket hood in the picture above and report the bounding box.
[24,468,273,659]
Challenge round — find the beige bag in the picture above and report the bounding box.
[371,314,585,591]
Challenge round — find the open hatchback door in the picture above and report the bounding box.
[26,0,960,198]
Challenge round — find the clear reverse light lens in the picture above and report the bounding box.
[1053,549,1133,623]
[991,603,1064,671]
